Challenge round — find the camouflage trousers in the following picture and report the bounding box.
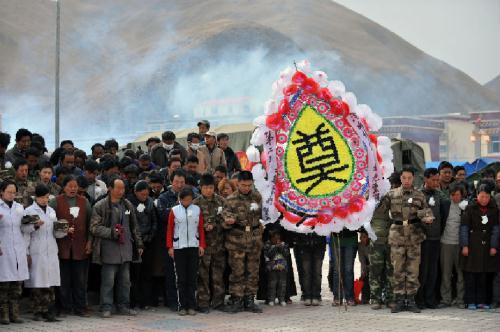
[227,248,261,298]
[31,287,55,313]
[369,242,393,302]
[197,250,226,308]
[390,244,421,297]
[0,281,22,305]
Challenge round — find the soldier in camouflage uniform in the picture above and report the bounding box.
[369,203,394,309]
[222,171,263,313]
[13,159,35,208]
[378,166,434,313]
[193,174,226,313]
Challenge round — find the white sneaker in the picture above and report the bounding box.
[268,301,274,306]
[312,299,320,306]
[280,302,287,307]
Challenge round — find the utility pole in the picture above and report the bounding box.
[54,0,61,149]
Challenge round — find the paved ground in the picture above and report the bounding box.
[4,301,500,332]
[4,253,500,331]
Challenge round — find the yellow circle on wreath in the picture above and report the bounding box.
[284,105,354,198]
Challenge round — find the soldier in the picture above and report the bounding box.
[193,174,226,313]
[0,132,11,172]
[368,203,394,310]
[370,171,400,310]
[13,159,35,208]
[379,166,434,313]
[222,171,263,313]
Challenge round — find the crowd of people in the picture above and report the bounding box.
[0,120,499,325]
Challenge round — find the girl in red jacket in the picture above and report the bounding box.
[166,187,205,316]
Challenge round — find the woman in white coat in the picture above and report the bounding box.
[0,180,29,325]
[24,184,66,322]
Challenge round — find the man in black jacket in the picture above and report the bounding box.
[217,133,241,177]
[416,168,450,309]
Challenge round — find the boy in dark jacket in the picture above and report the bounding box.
[264,230,290,306]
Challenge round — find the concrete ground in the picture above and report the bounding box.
[4,252,500,331]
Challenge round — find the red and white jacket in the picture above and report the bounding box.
[166,204,206,250]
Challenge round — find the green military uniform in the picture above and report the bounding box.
[379,186,433,312]
[0,281,23,324]
[193,194,226,310]
[369,203,394,307]
[31,288,56,318]
[222,190,263,313]
[14,179,35,208]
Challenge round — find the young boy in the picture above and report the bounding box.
[264,229,290,306]
[193,174,226,313]
[167,187,206,316]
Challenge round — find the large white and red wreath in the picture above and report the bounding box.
[247,60,393,239]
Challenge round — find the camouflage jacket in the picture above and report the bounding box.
[15,179,36,208]
[222,190,263,252]
[370,203,391,244]
[379,186,433,246]
[193,194,225,254]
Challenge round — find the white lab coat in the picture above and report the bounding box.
[23,203,65,288]
[0,199,29,282]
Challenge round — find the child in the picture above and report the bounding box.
[23,184,67,322]
[264,229,290,306]
[358,230,370,304]
[166,187,206,316]
[459,180,500,310]
[193,174,226,313]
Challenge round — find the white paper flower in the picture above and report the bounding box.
[428,197,435,206]
[187,210,193,217]
[217,206,223,215]
[458,200,468,210]
[69,207,80,219]
[250,203,259,211]
[407,198,413,204]
[4,161,12,169]
[137,203,145,213]
[125,210,131,215]
[154,199,158,208]
[481,215,488,224]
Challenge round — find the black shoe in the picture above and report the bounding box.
[243,295,263,313]
[43,312,61,322]
[33,312,44,321]
[407,300,421,313]
[426,303,436,309]
[223,297,243,314]
[391,300,405,313]
[198,307,210,314]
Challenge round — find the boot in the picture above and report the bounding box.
[391,296,405,314]
[9,301,24,323]
[0,304,9,325]
[243,295,263,313]
[222,297,243,314]
[406,298,421,313]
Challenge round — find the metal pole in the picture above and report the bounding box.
[55,0,60,149]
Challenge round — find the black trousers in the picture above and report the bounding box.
[58,259,89,313]
[130,243,154,308]
[416,240,440,306]
[464,272,494,305]
[174,247,199,310]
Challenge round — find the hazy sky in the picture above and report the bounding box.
[333,0,500,85]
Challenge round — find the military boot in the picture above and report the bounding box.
[9,301,24,323]
[0,304,9,325]
[406,298,421,313]
[244,295,263,313]
[223,297,243,314]
[390,296,405,314]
